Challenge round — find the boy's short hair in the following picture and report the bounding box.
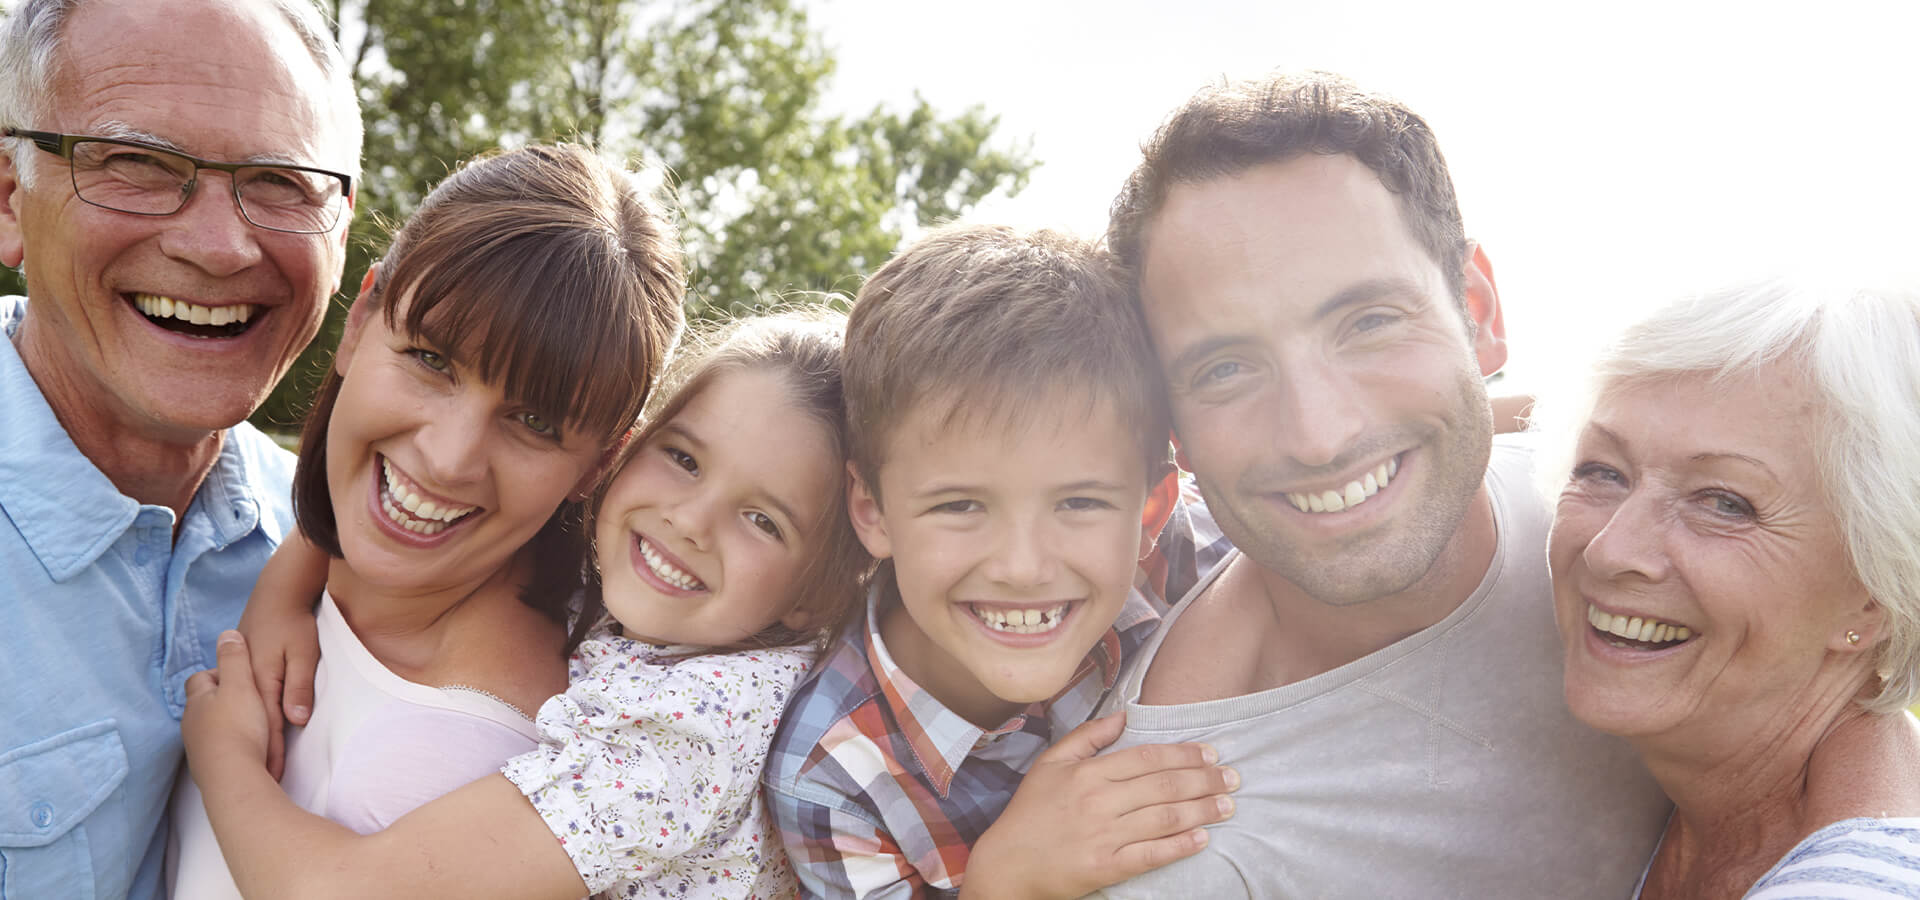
[844,224,1170,498]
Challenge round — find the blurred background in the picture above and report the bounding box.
[3,0,1916,429]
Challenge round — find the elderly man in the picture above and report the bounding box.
[0,0,358,896]
[1091,72,1672,897]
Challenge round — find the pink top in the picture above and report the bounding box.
[167,592,542,898]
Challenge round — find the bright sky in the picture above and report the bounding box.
[810,0,1920,390]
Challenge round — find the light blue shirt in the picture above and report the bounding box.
[0,296,297,900]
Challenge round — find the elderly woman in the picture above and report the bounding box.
[1542,280,1920,899]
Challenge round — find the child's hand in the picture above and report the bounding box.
[182,631,273,777]
[960,712,1238,899]
[237,530,328,779]
[237,591,319,780]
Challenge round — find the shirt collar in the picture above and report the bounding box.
[0,296,270,579]
[862,581,1156,797]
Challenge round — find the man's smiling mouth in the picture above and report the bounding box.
[129,292,258,338]
[1285,454,1400,514]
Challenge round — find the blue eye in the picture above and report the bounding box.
[1571,462,1624,486]
[1199,360,1242,385]
[1705,490,1755,519]
[1354,312,1397,333]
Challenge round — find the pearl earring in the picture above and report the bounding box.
[1847,630,1862,645]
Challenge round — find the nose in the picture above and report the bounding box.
[1269,354,1367,469]
[414,399,491,490]
[661,489,717,552]
[1580,489,1672,584]
[982,513,1057,590]
[156,172,264,277]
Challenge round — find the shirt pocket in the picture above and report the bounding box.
[0,721,130,900]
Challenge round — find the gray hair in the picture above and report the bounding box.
[0,0,362,188]
[1535,279,1920,713]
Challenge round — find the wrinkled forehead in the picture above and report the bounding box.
[52,0,351,171]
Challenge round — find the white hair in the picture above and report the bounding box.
[0,0,362,189]
[1534,279,1920,713]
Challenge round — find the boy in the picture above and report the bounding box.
[763,224,1238,898]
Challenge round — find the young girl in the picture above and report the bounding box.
[182,311,868,899]
[167,142,686,897]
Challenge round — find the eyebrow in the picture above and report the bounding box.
[92,120,311,167]
[1588,423,1781,480]
[1690,451,1778,480]
[1313,277,1427,320]
[1058,479,1132,494]
[1164,277,1427,376]
[912,478,1131,498]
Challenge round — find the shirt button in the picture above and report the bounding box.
[29,801,53,829]
[134,547,152,565]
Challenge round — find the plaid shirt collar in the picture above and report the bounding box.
[860,583,1153,797]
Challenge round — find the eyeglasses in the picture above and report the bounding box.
[4,127,353,235]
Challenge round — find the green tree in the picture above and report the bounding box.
[245,0,1032,429]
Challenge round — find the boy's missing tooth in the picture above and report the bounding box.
[763,224,1239,899]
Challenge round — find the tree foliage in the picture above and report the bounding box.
[0,0,1033,426]
[235,0,1031,428]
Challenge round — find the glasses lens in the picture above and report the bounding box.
[235,166,345,234]
[68,140,195,215]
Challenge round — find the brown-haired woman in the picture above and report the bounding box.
[166,142,683,898]
[182,311,871,898]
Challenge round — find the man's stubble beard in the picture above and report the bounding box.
[1199,367,1495,608]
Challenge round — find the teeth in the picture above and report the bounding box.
[132,293,257,329]
[1287,457,1399,514]
[1587,604,1693,648]
[377,459,478,537]
[637,537,707,591]
[971,603,1070,635]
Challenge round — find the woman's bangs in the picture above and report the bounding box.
[393,232,654,447]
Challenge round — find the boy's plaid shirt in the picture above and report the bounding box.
[762,497,1228,898]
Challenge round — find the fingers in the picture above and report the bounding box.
[282,644,316,726]
[1087,739,1220,782]
[1036,711,1129,765]
[1105,825,1214,883]
[1114,790,1235,841]
[215,630,255,691]
[184,667,220,700]
[1093,780,1238,884]
[263,703,287,782]
[249,636,289,780]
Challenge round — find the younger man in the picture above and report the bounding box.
[763,224,1237,898]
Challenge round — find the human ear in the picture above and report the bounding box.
[0,151,24,269]
[1833,598,1887,653]
[779,605,816,634]
[1463,242,1508,377]
[334,263,381,371]
[846,462,894,560]
[1139,461,1179,559]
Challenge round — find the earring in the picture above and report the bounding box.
[1847,630,1862,645]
